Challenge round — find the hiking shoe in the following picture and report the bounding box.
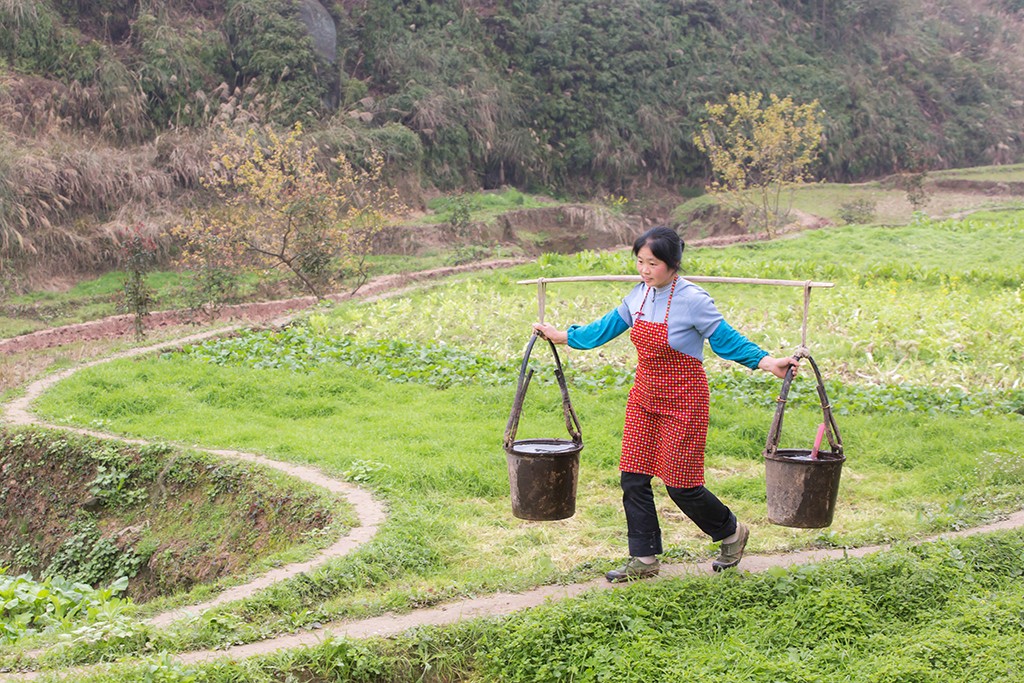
[712,523,749,572]
[606,557,660,583]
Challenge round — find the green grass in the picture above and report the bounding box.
[421,188,552,225]
[675,170,1024,228]
[931,163,1024,182]
[25,530,1024,682]
[21,212,1024,662]
[7,210,1024,675]
[0,270,267,339]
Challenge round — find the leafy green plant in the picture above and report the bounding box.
[182,322,521,388]
[87,465,148,509]
[0,570,132,643]
[180,321,1023,416]
[44,520,146,587]
[118,223,159,340]
[836,197,876,224]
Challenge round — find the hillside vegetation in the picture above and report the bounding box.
[1,0,1023,278]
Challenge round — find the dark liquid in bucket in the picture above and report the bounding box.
[773,452,843,463]
[511,440,579,455]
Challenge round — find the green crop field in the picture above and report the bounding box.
[8,210,1022,680]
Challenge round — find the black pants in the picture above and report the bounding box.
[621,471,737,557]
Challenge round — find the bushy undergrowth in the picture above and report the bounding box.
[0,428,343,605]
[352,0,1024,189]
[0,572,131,644]
[3,0,1023,203]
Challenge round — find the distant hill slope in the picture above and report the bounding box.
[1,0,1023,273]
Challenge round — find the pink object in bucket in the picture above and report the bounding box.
[810,423,826,459]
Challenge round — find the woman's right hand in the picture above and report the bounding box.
[532,322,568,345]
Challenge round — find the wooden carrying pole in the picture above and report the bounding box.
[520,275,834,353]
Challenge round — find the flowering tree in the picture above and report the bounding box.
[694,92,824,236]
[176,123,400,299]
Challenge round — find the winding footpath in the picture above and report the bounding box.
[2,260,1024,680]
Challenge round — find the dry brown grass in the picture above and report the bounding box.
[62,65,150,143]
[0,132,185,273]
[0,67,148,144]
[154,128,223,189]
[0,74,70,137]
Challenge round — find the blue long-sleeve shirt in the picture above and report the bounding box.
[565,281,768,369]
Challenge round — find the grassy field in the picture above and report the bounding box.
[7,209,1018,675]
[674,163,1024,229]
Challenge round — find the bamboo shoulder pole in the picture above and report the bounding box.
[522,274,835,352]
[518,275,835,288]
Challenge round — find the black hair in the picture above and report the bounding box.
[632,226,684,272]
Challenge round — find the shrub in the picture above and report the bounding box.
[837,197,877,225]
[117,223,159,340]
[131,10,230,130]
[311,120,425,180]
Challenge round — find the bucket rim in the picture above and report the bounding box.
[765,448,845,463]
[505,437,583,456]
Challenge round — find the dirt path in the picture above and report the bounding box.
[0,259,527,356]
[3,256,1024,680]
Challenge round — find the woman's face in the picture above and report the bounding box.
[635,245,675,288]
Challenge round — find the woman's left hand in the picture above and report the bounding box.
[758,355,799,379]
[532,322,568,344]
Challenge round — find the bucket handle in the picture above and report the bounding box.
[763,354,843,458]
[503,333,583,451]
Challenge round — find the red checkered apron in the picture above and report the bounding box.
[621,277,710,488]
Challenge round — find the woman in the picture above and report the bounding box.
[533,226,796,581]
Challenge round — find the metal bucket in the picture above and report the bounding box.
[506,438,581,521]
[763,355,845,529]
[765,448,845,528]
[503,334,583,521]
